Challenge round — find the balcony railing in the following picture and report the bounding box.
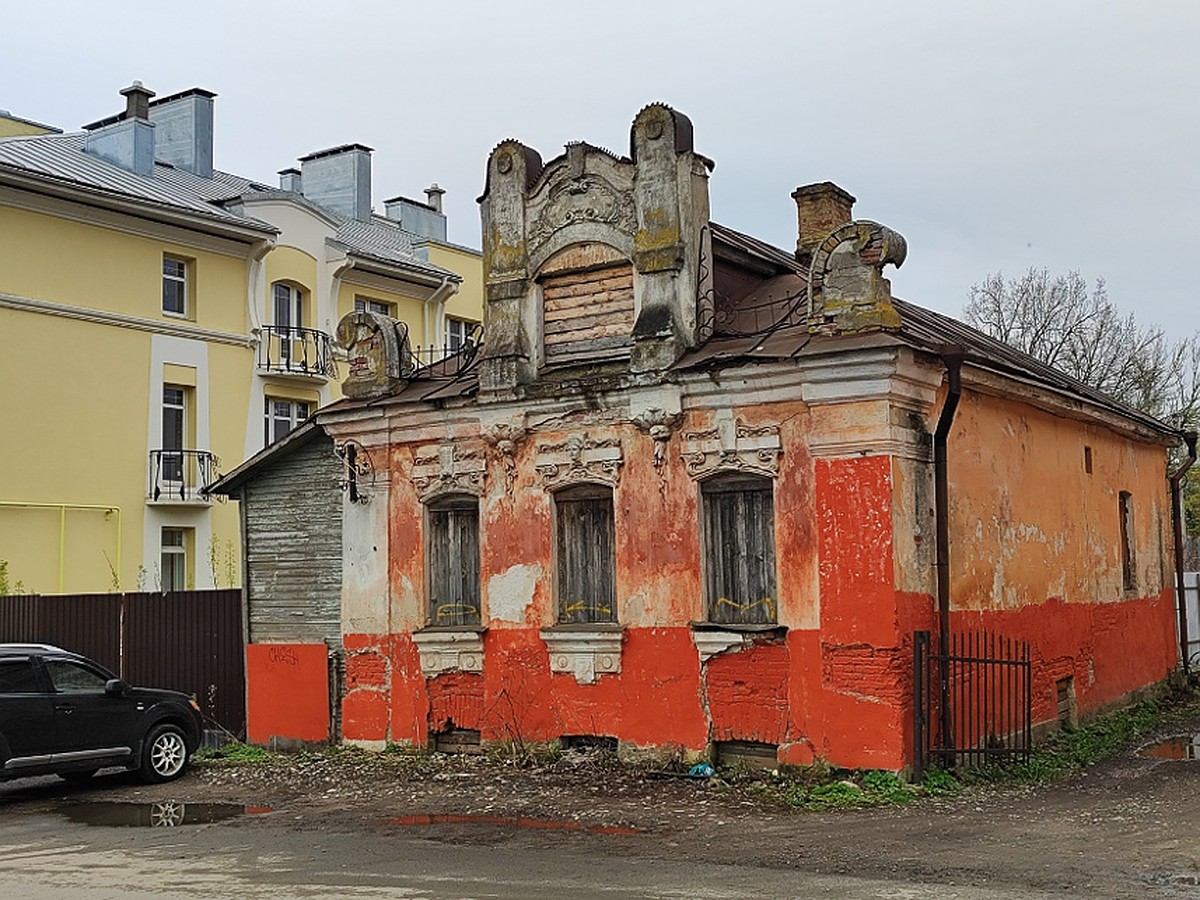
[258,325,335,378]
[149,450,219,503]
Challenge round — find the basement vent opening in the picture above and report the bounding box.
[714,740,778,770]
[561,735,618,753]
[432,726,482,755]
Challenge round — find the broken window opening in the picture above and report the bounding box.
[1119,491,1135,592]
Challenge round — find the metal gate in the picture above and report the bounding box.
[0,590,245,738]
[913,629,1032,779]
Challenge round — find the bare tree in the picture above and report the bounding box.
[965,268,1200,432]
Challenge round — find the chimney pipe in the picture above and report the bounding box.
[792,182,855,266]
[120,81,155,121]
[424,183,445,213]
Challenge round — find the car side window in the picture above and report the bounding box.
[0,659,43,693]
[44,659,109,693]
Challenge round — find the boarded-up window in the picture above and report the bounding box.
[556,486,617,624]
[1119,491,1135,592]
[542,263,635,363]
[703,475,777,625]
[427,496,481,626]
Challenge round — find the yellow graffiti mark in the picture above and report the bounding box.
[562,601,613,616]
[436,603,480,620]
[715,596,776,618]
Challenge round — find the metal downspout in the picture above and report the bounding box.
[1170,431,1198,673]
[934,347,964,757]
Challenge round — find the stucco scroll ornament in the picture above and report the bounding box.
[631,409,682,468]
[806,221,906,332]
[483,422,528,492]
[535,432,623,489]
[680,422,782,480]
[526,173,637,256]
[411,443,486,500]
[335,440,374,504]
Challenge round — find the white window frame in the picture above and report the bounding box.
[446,317,470,352]
[162,256,188,317]
[161,527,187,592]
[355,297,392,316]
[264,397,311,446]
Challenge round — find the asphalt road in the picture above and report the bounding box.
[0,793,1080,900]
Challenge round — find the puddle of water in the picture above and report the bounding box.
[61,801,271,828]
[390,813,641,836]
[1139,735,1200,760]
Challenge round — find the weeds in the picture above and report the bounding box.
[195,742,273,764]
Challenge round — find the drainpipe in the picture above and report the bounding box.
[424,275,458,351]
[1170,431,1198,674]
[934,346,964,754]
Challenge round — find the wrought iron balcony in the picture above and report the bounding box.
[148,450,219,504]
[257,325,335,378]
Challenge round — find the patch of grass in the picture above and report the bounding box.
[919,766,963,797]
[967,686,1200,786]
[194,742,273,764]
[766,767,919,811]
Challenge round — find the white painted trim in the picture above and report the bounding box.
[540,629,623,684]
[0,292,251,347]
[412,631,484,676]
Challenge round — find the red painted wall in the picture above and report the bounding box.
[246,643,330,744]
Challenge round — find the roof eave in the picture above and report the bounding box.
[0,165,279,242]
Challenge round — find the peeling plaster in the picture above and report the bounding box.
[488,563,542,623]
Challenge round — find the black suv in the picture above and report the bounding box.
[0,644,203,784]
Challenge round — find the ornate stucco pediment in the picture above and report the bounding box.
[335,311,414,399]
[681,417,782,479]
[411,442,487,499]
[527,168,637,270]
[535,432,623,489]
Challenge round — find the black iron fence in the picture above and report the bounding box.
[258,325,335,378]
[913,629,1032,779]
[149,449,218,502]
[0,589,245,738]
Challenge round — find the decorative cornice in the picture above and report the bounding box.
[692,629,751,662]
[411,441,487,499]
[535,432,623,489]
[0,292,252,347]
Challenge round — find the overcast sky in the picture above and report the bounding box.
[5,1,1198,332]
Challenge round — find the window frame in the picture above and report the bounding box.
[552,484,617,626]
[424,494,482,627]
[700,472,778,626]
[161,527,189,592]
[355,297,393,317]
[263,396,311,446]
[162,255,189,318]
[446,317,473,352]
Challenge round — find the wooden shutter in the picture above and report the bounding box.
[556,489,617,624]
[703,476,777,625]
[428,498,481,626]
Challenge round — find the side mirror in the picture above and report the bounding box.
[105,678,130,697]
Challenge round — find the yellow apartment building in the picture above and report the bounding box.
[0,83,482,595]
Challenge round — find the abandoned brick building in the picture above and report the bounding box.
[214,104,1183,770]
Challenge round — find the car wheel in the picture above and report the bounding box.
[59,769,98,784]
[139,723,190,783]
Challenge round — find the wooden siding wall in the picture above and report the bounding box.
[244,434,343,646]
[542,263,634,362]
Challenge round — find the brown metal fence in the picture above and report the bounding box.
[913,629,1032,780]
[0,590,245,738]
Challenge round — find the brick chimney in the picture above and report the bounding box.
[792,182,855,266]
